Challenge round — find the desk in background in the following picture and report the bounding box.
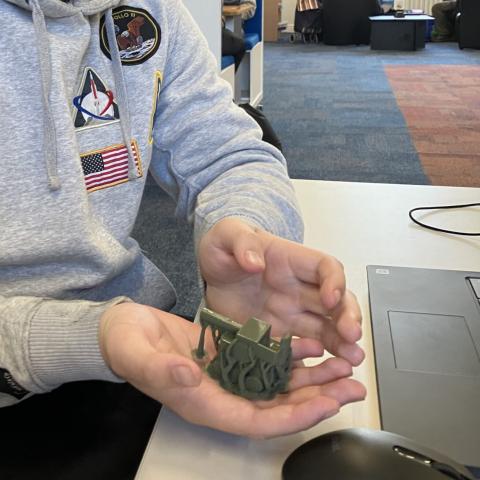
[370,14,434,50]
[135,180,480,480]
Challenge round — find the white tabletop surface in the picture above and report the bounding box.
[136,180,480,480]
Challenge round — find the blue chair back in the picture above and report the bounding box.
[244,0,262,41]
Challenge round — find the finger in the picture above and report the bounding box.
[317,256,346,310]
[142,351,204,390]
[317,319,365,367]
[286,310,332,339]
[114,322,204,390]
[288,357,353,390]
[168,375,340,439]
[332,290,363,343]
[284,245,347,310]
[282,283,360,333]
[290,312,365,366]
[270,287,361,345]
[291,337,324,360]
[238,395,341,439]
[231,225,266,273]
[177,377,364,439]
[317,378,367,406]
[207,218,266,273]
[292,282,337,317]
[335,342,365,367]
[274,379,366,408]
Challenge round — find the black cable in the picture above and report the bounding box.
[408,202,480,236]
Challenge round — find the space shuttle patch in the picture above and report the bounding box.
[72,67,120,130]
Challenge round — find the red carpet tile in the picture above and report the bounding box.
[385,65,480,187]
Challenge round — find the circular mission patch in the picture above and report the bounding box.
[99,6,161,65]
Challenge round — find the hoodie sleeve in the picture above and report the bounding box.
[0,295,128,407]
[149,0,304,246]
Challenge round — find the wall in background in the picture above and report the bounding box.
[281,0,296,31]
[401,0,435,14]
[280,0,434,31]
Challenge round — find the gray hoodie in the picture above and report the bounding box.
[0,0,303,406]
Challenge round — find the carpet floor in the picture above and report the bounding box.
[263,41,480,186]
[385,64,480,186]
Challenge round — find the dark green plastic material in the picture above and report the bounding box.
[193,308,292,400]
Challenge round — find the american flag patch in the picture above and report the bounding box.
[80,140,142,193]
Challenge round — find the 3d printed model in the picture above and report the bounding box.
[193,308,292,400]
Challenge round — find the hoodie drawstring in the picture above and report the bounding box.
[105,8,137,180]
[30,2,137,191]
[31,0,60,191]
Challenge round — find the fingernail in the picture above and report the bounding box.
[246,250,264,267]
[172,365,197,387]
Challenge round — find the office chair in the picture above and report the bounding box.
[457,0,480,49]
[322,0,382,45]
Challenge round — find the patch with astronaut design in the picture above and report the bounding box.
[72,67,120,130]
[99,6,161,65]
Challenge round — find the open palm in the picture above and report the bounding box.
[100,303,365,438]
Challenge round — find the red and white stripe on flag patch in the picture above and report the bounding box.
[80,140,142,193]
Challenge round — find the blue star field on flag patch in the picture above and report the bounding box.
[82,153,105,175]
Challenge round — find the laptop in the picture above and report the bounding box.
[367,265,480,467]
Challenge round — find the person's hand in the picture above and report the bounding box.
[199,218,366,369]
[99,302,363,438]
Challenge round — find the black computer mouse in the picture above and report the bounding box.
[282,428,475,480]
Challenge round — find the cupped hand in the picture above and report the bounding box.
[198,218,365,367]
[99,302,365,438]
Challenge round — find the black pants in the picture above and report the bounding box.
[0,315,200,480]
[431,0,458,39]
[222,28,245,71]
[0,381,160,480]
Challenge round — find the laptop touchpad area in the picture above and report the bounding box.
[388,311,480,376]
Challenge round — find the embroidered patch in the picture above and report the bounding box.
[148,71,163,144]
[0,368,29,400]
[80,140,143,193]
[99,6,161,65]
[72,67,120,130]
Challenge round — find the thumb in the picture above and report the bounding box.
[143,352,203,389]
[105,323,203,390]
[199,218,266,282]
[228,221,266,273]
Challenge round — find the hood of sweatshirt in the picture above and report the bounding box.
[5,0,120,18]
[5,0,137,191]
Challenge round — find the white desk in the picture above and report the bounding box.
[136,180,480,480]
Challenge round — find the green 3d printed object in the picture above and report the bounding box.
[193,308,292,400]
